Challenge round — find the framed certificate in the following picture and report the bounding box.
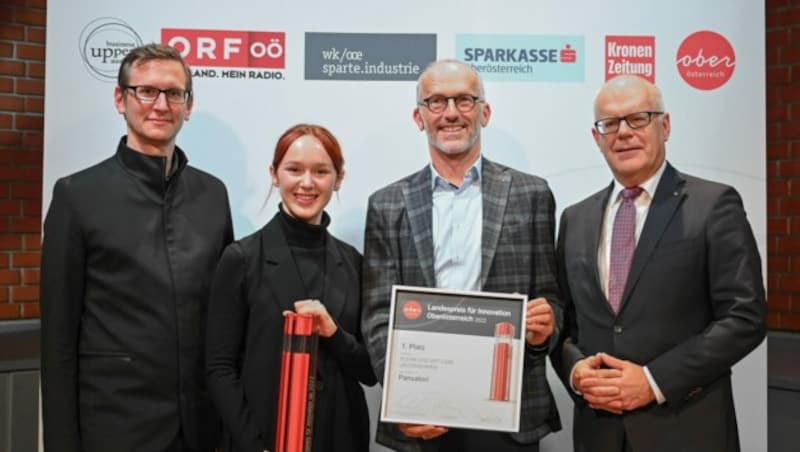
[380,285,527,432]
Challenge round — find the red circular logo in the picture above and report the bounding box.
[402,300,423,320]
[676,30,735,91]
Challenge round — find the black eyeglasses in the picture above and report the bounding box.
[594,111,664,135]
[123,85,191,104]
[418,95,483,113]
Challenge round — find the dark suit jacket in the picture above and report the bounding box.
[40,138,233,452]
[553,163,766,452]
[361,157,562,451]
[206,213,377,452]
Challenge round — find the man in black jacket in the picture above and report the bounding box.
[40,44,233,452]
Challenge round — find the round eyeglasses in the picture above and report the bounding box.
[418,95,483,114]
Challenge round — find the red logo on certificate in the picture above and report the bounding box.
[402,300,423,320]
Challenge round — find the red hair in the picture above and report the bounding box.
[273,124,344,174]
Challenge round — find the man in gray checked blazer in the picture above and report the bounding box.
[361,59,562,451]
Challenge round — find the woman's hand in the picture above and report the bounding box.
[290,299,338,337]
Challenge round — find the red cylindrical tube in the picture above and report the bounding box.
[490,322,514,401]
[285,314,316,452]
[274,314,295,452]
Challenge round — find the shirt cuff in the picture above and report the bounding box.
[525,340,549,353]
[568,362,581,395]
[643,365,666,404]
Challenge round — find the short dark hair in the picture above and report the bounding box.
[117,43,193,96]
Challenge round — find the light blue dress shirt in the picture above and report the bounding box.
[430,157,483,291]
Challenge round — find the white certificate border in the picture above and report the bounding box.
[380,284,528,432]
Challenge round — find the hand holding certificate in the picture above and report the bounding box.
[381,286,527,432]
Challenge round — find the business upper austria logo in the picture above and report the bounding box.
[162,28,286,80]
[605,36,655,83]
[79,17,143,82]
[676,30,735,90]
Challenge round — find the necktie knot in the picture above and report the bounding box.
[622,186,643,201]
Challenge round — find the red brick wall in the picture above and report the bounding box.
[0,1,45,321]
[768,0,800,331]
[0,1,798,332]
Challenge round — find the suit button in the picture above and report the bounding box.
[613,325,623,334]
[316,380,324,392]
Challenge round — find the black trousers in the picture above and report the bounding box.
[423,429,539,452]
[164,431,194,452]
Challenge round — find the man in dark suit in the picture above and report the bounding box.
[40,44,233,452]
[361,59,562,451]
[552,75,766,452]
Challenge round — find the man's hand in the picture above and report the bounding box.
[398,423,448,441]
[525,298,554,346]
[595,353,655,411]
[572,354,623,414]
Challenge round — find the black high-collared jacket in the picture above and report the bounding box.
[41,136,233,452]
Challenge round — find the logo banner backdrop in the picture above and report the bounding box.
[45,2,766,451]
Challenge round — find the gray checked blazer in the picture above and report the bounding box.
[361,157,562,451]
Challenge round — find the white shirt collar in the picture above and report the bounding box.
[430,155,483,190]
[610,160,667,202]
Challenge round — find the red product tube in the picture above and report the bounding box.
[274,314,295,452]
[275,313,319,452]
[490,321,514,401]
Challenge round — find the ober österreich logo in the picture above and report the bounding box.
[676,30,735,91]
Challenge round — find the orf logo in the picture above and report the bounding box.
[676,31,735,90]
[79,18,143,81]
[402,300,423,320]
[163,29,285,69]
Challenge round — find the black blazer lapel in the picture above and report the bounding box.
[403,166,436,288]
[261,217,308,310]
[322,235,348,321]
[619,163,687,312]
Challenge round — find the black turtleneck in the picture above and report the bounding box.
[276,204,328,300]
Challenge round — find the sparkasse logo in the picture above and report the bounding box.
[676,31,735,91]
[457,34,585,82]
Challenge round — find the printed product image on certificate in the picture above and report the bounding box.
[380,285,527,432]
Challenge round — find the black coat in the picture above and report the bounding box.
[40,137,234,452]
[206,214,377,452]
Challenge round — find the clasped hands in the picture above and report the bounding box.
[282,299,337,338]
[399,298,555,441]
[571,353,656,414]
